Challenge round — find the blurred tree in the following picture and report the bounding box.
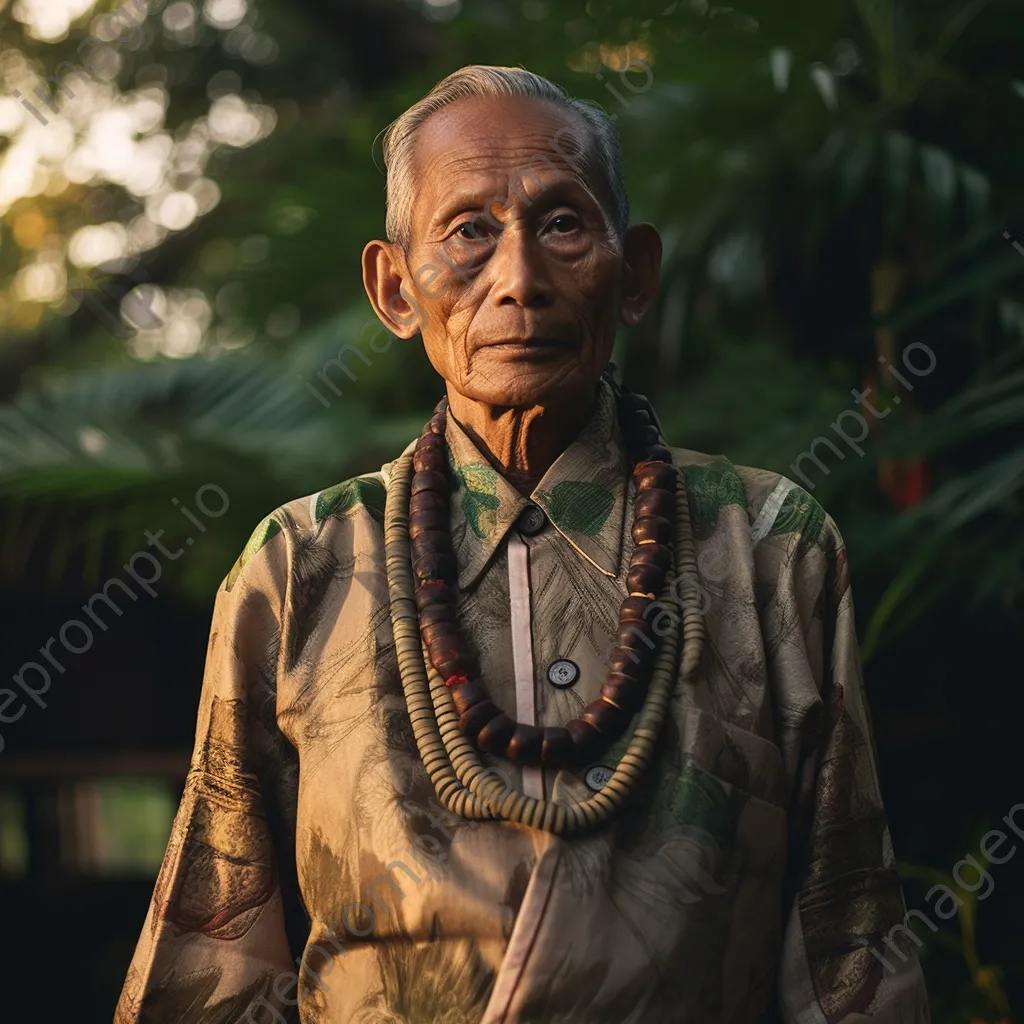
[2,1,1023,1015]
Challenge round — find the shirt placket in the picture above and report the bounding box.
[506,530,544,800]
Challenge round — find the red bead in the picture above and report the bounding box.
[413,447,448,473]
[634,462,677,491]
[437,651,479,679]
[433,397,449,414]
[417,430,445,450]
[507,724,544,762]
[459,699,500,739]
[420,620,459,649]
[413,552,456,584]
[412,470,448,495]
[565,719,604,763]
[631,515,672,546]
[541,727,574,764]
[620,391,651,413]
[415,580,454,611]
[630,543,672,570]
[607,647,647,677]
[602,675,646,713]
[635,424,660,448]
[409,510,449,537]
[647,444,672,463]
[427,634,462,668]
[614,615,656,642]
[429,413,446,435]
[411,529,453,557]
[634,488,674,519]
[419,602,456,627]
[618,595,651,622]
[581,698,628,740]
[449,680,487,715]
[615,648,652,676]
[614,619,655,650]
[410,490,447,516]
[477,712,517,754]
[627,563,665,598]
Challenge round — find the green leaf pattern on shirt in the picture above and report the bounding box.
[768,486,826,547]
[680,461,748,540]
[536,480,614,536]
[314,476,386,525]
[456,464,501,539]
[224,514,281,591]
[660,761,736,849]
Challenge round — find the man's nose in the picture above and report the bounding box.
[490,225,554,309]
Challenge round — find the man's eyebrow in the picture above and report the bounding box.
[523,176,594,203]
[428,193,493,232]
[428,175,597,232]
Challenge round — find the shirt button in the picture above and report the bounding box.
[546,659,579,688]
[585,765,614,791]
[515,503,547,536]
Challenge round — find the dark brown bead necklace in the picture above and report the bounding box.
[408,388,676,769]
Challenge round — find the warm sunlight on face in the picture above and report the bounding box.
[401,95,627,409]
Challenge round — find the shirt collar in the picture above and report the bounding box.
[446,379,630,591]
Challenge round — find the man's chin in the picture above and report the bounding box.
[460,357,596,409]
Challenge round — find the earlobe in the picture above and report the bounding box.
[618,223,662,328]
[361,240,424,338]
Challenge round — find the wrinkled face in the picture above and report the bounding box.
[381,95,645,409]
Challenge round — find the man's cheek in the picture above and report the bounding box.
[453,319,479,370]
[444,294,478,334]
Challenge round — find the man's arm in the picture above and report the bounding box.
[115,512,305,1024]
[775,512,930,1024]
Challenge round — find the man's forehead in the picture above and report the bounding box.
[410,95,592,218]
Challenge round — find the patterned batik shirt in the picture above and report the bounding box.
[115,382,930,1024]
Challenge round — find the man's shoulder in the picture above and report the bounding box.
[223,470,389,591]
[276,470,389,537]
[668,446,836,551]
[300,472,389,528]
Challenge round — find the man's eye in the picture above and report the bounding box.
[547,214,580,234]
[453,222,486,241]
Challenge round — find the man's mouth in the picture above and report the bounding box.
[483,337,575,352]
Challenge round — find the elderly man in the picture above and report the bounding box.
[117,66,929,1024]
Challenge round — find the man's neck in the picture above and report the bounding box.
[446,388,596,496]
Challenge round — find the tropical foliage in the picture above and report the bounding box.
[2,0,1022,1017]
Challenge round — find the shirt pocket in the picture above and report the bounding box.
[670,703,789,811]
[615,703,788,898]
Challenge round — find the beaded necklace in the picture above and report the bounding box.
[384,385,705,835]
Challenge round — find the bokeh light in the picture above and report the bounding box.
[0,0,277,338]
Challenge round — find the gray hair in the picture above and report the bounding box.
[380,64,629,249]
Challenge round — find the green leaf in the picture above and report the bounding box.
[224,515,282,592]
[537,480,614,536]
[454,465,501,539]
[920,144,957,225]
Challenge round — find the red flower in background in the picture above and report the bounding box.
[879,457,930,510]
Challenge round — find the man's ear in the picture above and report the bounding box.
[361,239,426,338]
[618,223,662,327]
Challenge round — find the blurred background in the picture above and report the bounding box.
[0,0,1022,1019]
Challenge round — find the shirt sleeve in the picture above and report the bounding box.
[775,513,931,1024]
[115,512,306,1024]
